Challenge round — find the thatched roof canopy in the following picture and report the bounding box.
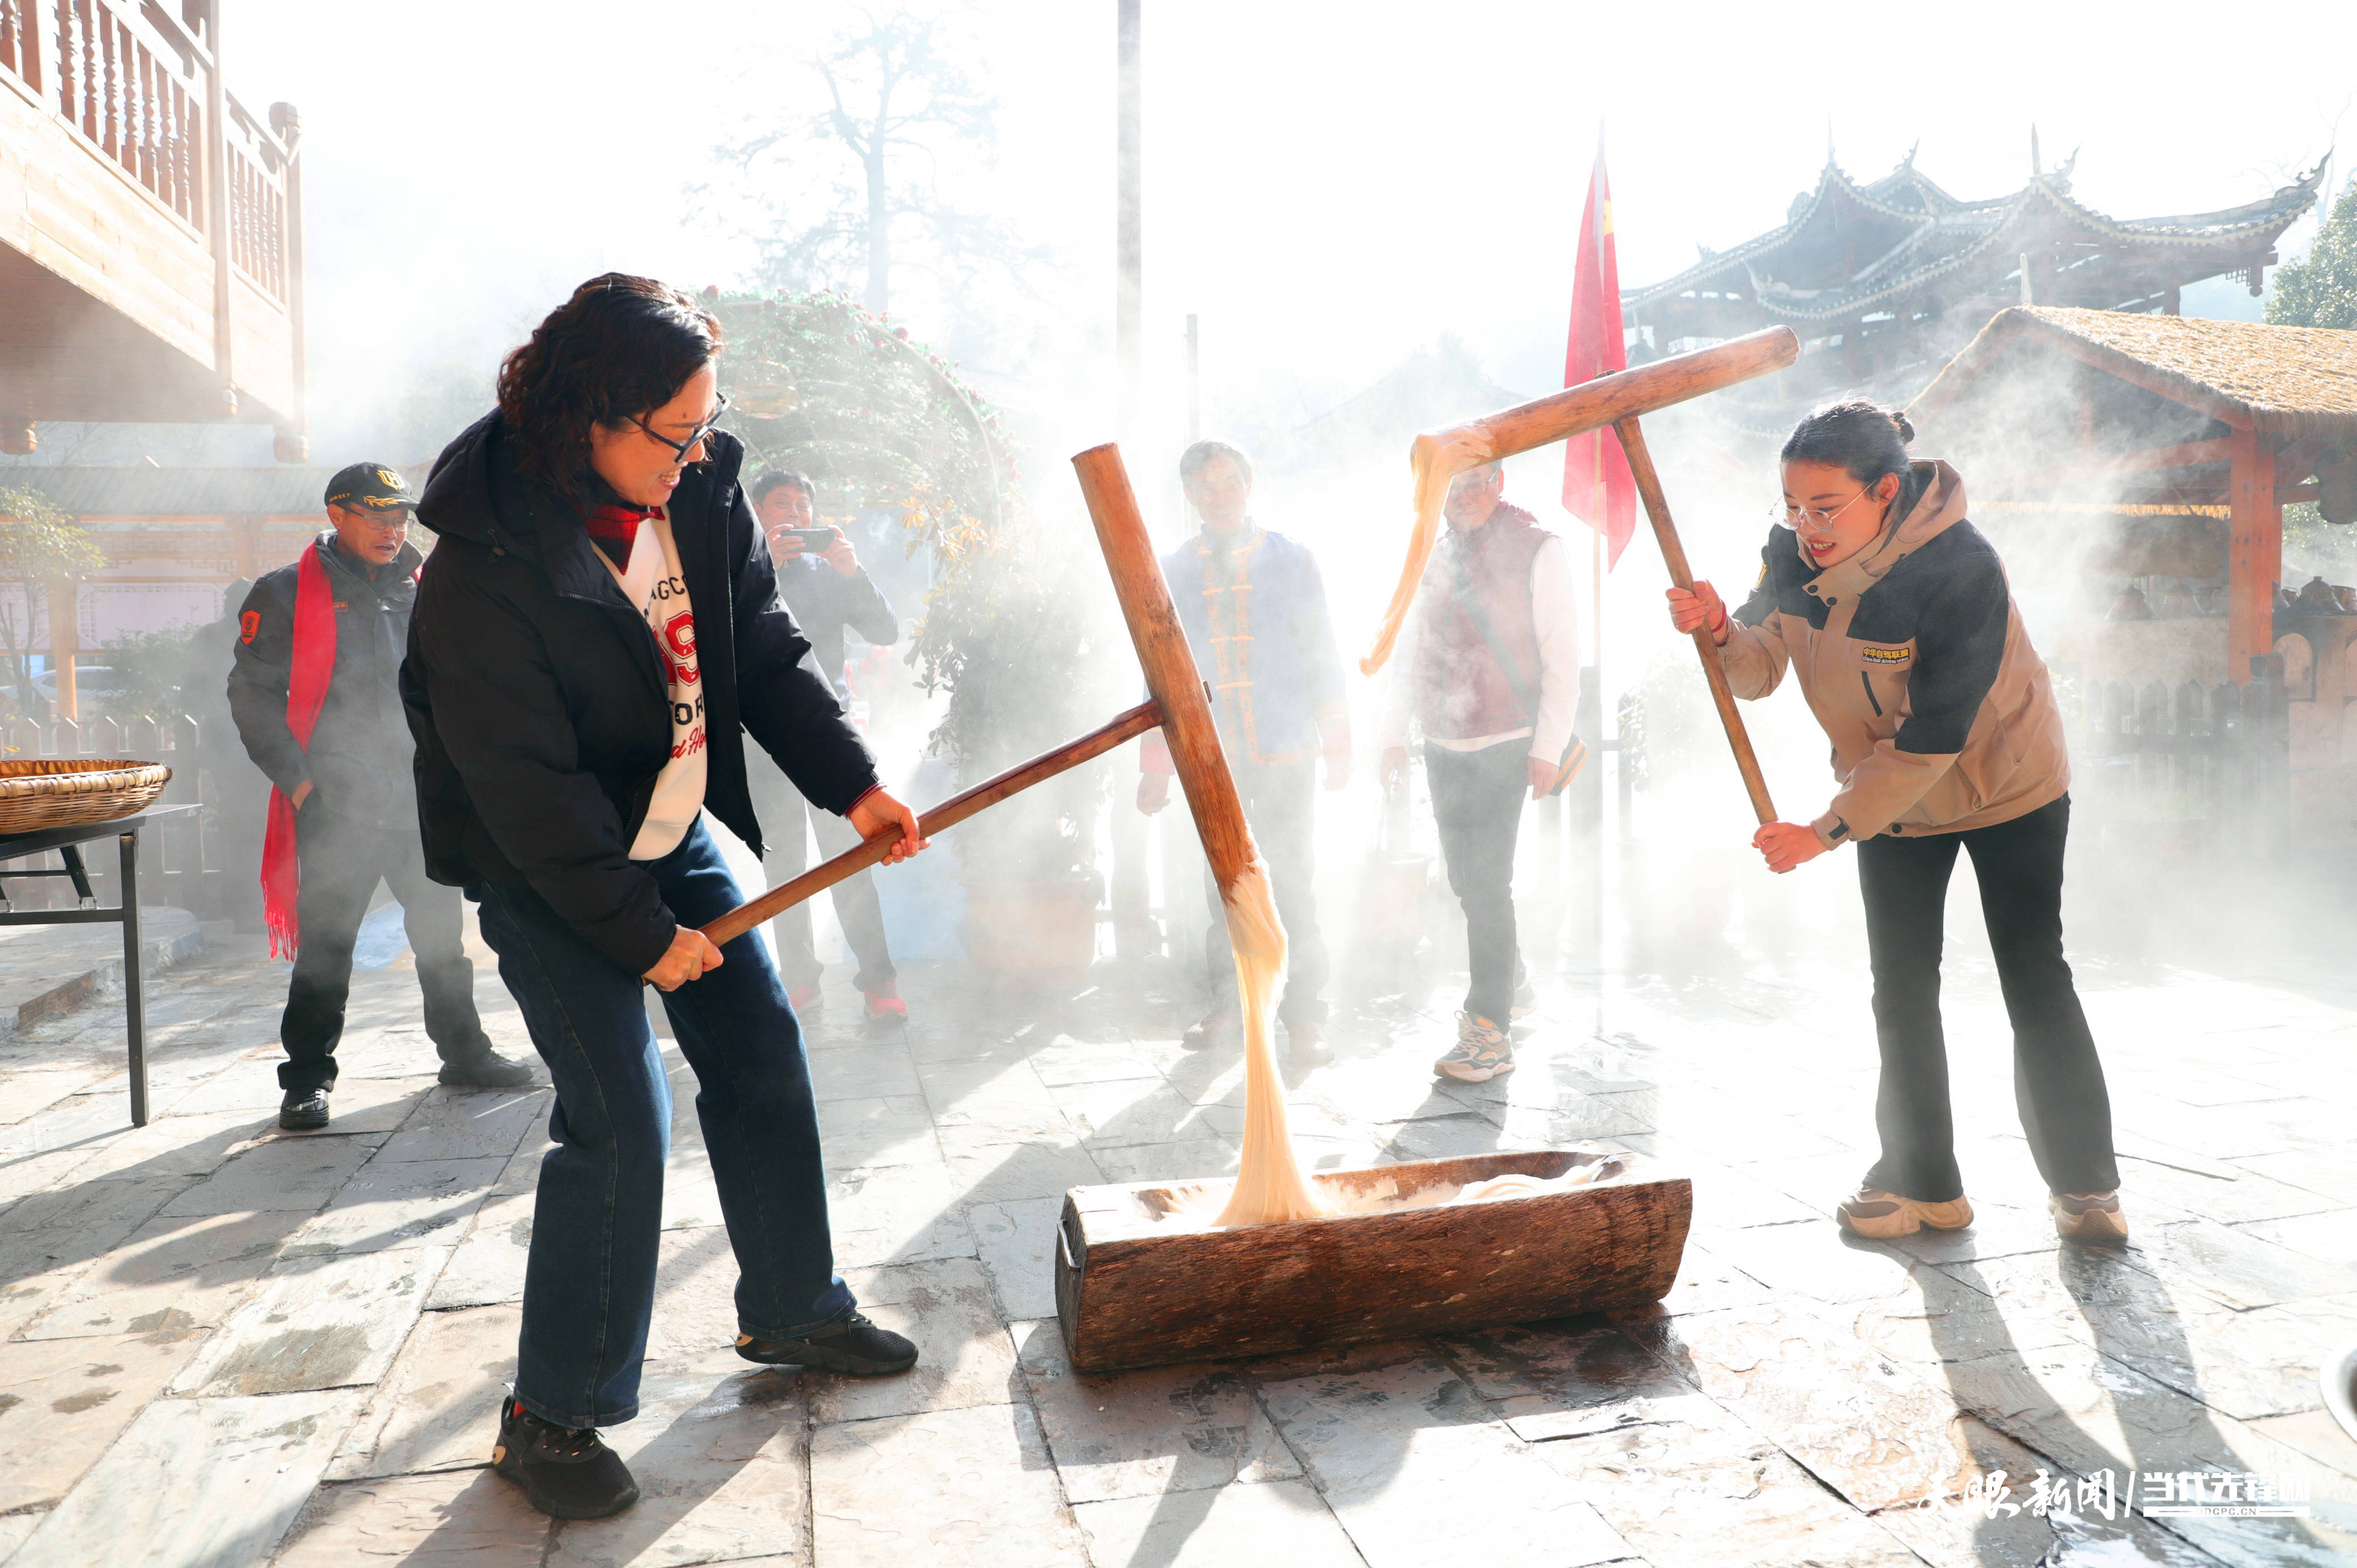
[1914,307,2357,441]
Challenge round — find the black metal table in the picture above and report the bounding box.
[0,806,199,1127]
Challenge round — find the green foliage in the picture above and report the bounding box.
[93,624,201,724]
[717,291,1009,542]
[717,289,1110,880]
[2281,500,2357,583]
[0,484,105,716]
[2267,180,2357,330]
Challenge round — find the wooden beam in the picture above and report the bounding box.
[2270,437,2328,488]
[202,0,233,407]
[2227,424,2280,683]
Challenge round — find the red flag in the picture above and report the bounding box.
[1562,142,1636,568]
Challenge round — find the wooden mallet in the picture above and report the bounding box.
[1362,325,1799,824]
[703,445,1696,1376]
[700,449,1266,956]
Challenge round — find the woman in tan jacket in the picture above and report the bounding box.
[1668,400,2125,1244]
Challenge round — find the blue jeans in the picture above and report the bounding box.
[475,817,853,1428]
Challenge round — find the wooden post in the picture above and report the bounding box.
[1614,417,1776,824]
[1073,445,1256,894]
[1107,2,1147,959]
[201,0,233,414]
[270,101,307,463]
[1114,0,1141,443]
[2227,424,2279,683]
[44,575,79,722]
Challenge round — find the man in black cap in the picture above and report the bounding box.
[231,463,531,1130]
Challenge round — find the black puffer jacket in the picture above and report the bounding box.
[401,414,877,974]
[229,532,425,830]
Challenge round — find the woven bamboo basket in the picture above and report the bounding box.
[0,760,173,836]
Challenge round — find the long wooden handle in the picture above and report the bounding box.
[1463,326,1798,467]
[1362,326,1799,676]
[1072,444,1258,896]
[1615,415,1777,826]
[699,699,1164,947]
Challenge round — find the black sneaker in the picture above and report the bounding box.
[735,1313,918,1376]
[491,1396,639,1519]
[278,1089,330,1131]
[438,1042,535,1088]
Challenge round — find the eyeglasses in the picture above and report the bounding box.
[631,393,730,462]
[334,508,411,532]
[1780,488,1877,530]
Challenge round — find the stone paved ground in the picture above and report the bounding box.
[2,887,2355,1567]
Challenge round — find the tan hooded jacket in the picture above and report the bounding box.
[1719,459,2070,849]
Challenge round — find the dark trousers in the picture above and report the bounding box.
[279,804,485,1093]
[1202,759,1329,1026]
[1425,740,1532,1025]
[476,818,852,1429]
[757,773,895,994]
[1856,795,2118,1201]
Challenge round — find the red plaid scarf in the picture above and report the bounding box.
[585,502,657,568]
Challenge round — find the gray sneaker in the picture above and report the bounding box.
[1434,1012,1513,1083]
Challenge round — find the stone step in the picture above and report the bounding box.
[0,906,205,1038]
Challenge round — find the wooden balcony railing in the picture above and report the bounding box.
[1,0,294,301]
[1,0,305,450]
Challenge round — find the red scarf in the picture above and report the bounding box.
[259,544,337,958]
[585,502,656,568]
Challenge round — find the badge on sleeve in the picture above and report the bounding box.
[240,611,261,645]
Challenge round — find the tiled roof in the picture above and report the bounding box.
[0,467,334,515]
[1626,157,2326,325]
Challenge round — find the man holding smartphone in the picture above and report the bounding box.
[748,470,907,1025]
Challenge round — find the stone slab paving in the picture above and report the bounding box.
[0,911,2351,1565]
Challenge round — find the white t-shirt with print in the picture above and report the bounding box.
[598,509,708,861]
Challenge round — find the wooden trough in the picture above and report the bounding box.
[1055,1148,1692,1373]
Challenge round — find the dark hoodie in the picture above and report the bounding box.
[229,531,426,830]
[1721,459,2070,847]
[401,414,877,974]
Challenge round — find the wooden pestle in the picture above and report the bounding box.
[1070,444,1259,896]
[1362,326,1799,678]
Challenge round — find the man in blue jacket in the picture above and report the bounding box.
[1138,441,1350,1056]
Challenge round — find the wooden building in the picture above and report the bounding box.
[1909,306,2357,846]
[1,0,306,459]
[1,464,329,716]
[1623,151,2326,434]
